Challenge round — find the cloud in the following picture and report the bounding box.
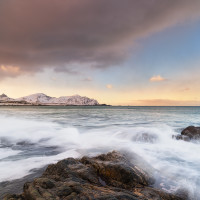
[82,77,92,82]
[0,65,21,77]
[51,77,57,81]
[181,87,190,92]
[106,84,113,89]
[132,99,200,106]
[149,75,166,82]
[0,0,200,78]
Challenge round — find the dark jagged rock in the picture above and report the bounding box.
[181,126,200,139]
[3,151,183,200]
[173,126,200,141]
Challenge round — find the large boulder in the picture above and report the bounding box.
[173,126,200,141]
[3,151,183,200]
[181,126,200,139]
[80,151,155,189]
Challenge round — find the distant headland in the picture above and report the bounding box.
[0,93,108,106]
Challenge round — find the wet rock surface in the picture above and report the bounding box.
[3,151,183,200]
[173,126,200,141]
[0,167,46,199]
[131,133,158,143]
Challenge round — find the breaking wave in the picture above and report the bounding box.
[0,107,200,198]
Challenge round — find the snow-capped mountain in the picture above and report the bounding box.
[16,93,99,105]
[17,93,53,104]
[53,95,99,105]
[0,93,14,102]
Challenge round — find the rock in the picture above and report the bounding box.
[175,188,189,200]
[3,194,24,200]
[0,167,46,199]
[80,151,154,188]
[173,126,200,141]
[181,126,200,139]
[4,151,183,200]
[133,187,184,200]
[172,134,190,142]
[33,178,55,189]
[131,133,158,143]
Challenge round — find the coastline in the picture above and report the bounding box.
[0,103,110,106]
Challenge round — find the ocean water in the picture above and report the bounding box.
[0,106,200,198]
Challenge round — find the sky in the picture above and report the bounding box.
[1,0,200,105]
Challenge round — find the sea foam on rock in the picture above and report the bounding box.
[173,126,200,142]
[4,151,183,200]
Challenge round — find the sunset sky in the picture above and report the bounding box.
[1,0,200,105]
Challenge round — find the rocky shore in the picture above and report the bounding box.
[3,151,184,200]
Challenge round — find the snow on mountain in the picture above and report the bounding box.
[49,96,70,104]
[52,95,99,105]
[17,93,52,104]
[16,93,99,105]
[0,93,14,102]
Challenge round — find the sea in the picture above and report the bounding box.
[0,106,200,198]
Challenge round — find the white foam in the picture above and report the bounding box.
[0,148,21,160]
[0,115,200,198]
[0,149,80,181]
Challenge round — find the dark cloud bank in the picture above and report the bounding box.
[0,0,200,77]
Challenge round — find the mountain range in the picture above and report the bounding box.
[0,93,99,105]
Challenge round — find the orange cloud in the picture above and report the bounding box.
[106,84,113,89]
[149,75,166,82]
[0,65,21,77]
[132,99,200,106]
[82,77,92,82]
[181,87,190,92]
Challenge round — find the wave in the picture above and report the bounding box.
[0,115,200,198]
